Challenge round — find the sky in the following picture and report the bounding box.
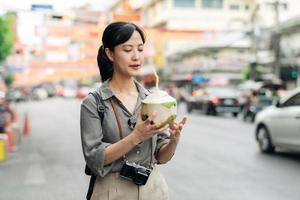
[0,0,115,11]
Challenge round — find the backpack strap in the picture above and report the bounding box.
[89,91,105,124]
[86,175,96,200]
[85,91,106,200]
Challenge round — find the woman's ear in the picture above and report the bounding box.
[105,48,114,62]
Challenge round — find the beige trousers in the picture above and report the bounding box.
[91,166,169,200]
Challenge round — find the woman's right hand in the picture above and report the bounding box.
[131,112,168,144]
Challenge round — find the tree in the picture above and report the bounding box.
[4,73,14,87]
[0,13,15,88]
[0,13,14,63]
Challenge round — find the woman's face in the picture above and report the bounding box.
[106,30,144,78]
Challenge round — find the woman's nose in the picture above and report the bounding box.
[132,50,139,60]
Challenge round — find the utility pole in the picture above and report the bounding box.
[250,4,259,80]
[266,0,288,79]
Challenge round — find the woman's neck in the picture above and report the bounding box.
[109,75,137,94]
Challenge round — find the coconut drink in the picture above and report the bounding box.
[141,89,177,128]
[141,68,177,128]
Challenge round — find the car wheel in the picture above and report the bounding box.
[204,104,210,115]
[256,125,274,153]
[204,103,216,116]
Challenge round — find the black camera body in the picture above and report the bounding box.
[120,161,151,186]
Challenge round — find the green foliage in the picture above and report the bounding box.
[242,67,250,80]
[0,14,14,63]
[4,73,14,87]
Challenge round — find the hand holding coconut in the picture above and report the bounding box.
[131,112,169,144]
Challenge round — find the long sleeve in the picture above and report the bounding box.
[154,129,170,163]
[80,95,114,177]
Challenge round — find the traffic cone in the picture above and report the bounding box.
[23,112,31,137]
[12,107,18,123]
[11,105,21,148]
[4,114,14,152]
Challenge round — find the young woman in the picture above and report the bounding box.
[80,22,187,200]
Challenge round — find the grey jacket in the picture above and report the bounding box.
[80,80,170,177]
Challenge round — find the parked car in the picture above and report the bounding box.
[186,87,242,117]
[41,83,56,97]
[255,87,300,154]
[77,86,93,99]
[61,79,78,98]
[32,87,48,100]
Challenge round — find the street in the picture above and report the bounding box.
[1,98,300,200]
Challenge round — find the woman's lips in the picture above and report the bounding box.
[129,64,141,69]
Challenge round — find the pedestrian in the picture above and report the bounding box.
[80,21,187,200]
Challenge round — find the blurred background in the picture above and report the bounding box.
[0,0,300,200]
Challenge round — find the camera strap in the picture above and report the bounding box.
[110,98,154,168]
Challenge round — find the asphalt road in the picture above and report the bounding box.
[1,98,300,200]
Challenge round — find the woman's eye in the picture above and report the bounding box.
[138,49,144,52]
[124,49,131,52]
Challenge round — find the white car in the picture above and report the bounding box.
[255,87,300,153]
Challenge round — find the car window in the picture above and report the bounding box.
[282,93,300,107]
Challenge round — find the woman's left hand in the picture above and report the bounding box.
[169,117,187,143]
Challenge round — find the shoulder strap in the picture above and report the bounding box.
[85,91,106,199]
[86,175,97,200]
[89,91,105,124]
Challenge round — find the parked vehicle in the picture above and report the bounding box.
[255,87,300,154]
[32,87,48,100]
[61,79,78,98]
[186,87,242,117]
[77,86,93,99]
[6,87,28,102]
[41,83,56,97]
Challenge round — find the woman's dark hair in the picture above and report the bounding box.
[97,22,146,82]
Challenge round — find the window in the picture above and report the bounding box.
[202,0,223,9]
[283,93,300,107]
[174,0,195,8]
[229,4,240,10]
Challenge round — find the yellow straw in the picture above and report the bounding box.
[152,67,159,89]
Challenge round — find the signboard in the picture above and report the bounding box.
[31,4,53,11]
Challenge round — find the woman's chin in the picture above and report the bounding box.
[129,69,141,76]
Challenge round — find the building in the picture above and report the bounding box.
[108,0,143,24]
[142,0,300,86]
[7,4,107,86]
[141,0,256,85]
[143,0,255,31]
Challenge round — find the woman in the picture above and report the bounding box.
[80,22,187,200]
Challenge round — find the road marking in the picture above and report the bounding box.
[24,153,46,185]
[24,163,46,185]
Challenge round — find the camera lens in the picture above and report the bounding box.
[128,116,137,129]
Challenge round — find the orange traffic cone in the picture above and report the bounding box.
[23,112,31,137]
[4,114,14,152]
[12,107,18,123]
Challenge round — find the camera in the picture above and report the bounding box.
[120,161,151,186]
[128,116,137,129]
